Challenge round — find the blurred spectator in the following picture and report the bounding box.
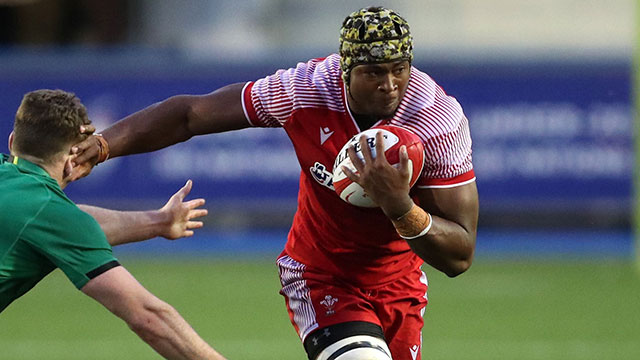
[0,0,128,44]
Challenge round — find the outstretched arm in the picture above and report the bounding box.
[71,83,249,174]
[78,180,207,246]
[82,266,226,360]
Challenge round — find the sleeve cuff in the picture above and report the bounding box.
[85,260,121,279]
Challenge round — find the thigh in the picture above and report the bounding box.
[277,254,382,342]
[375,269,428,360]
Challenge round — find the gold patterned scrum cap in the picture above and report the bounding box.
[339,6,413,85]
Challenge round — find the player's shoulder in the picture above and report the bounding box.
[36,199,106,249]
[278,54,341,88]
[259,54,341,92]
[277,54,343,108]
[406,66,460,108]
[11,182,103,245]
[27,183,96,227]
[290,54,342,85]
[0,167,60,211]
[48,196,97,225]
[298,54,341,72]
[396,66,465,136]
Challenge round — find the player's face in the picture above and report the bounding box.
[347,60,411,119]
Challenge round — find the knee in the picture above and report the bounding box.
[315,335,392,360]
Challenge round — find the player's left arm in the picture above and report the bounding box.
[345,131,478,277]
[407,182,478,277]
[78,180,207,246]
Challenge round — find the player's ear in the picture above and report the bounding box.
[8,131,14,151]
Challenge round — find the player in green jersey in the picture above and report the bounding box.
[0,89,226,360]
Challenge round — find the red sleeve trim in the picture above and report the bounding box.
[241,81,259,127]
[416,169,476,189]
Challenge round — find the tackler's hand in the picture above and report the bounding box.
[158,180,208,240]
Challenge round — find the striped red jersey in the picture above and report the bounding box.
[242,54,475,286]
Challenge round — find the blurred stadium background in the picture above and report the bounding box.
[0,1,638,359]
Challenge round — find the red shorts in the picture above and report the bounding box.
[277,252,428,360]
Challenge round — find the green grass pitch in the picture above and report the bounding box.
[635,0,640,269]
[1,257,639,360]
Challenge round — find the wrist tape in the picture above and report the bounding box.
[95,134,110,164]
[391,204,433,240]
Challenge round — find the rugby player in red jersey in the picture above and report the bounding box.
[72,7,478,360]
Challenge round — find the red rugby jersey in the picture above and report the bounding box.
[242,54,475,286]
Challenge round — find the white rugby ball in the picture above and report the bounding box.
[332,125,425,207]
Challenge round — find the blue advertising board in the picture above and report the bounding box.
[0,55,632,216]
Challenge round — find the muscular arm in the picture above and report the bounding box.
[72,83,249,167]
[344,132,478,277]
[407,182,478,277]
[82,266,226,360]
[78,180,207,246]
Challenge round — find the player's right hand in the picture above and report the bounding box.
[70,134,102,181]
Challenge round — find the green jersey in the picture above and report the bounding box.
[0,154,119,312]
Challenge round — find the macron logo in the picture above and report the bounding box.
[410,345,419,360]
[320,127,334,145]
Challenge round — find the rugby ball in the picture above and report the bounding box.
[332,125,425,207]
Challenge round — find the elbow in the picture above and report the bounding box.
[126,301,175,343]
[443,252,474,278]
[128,318,155,343]
[444,260,472,278]
[161,95,197,141]
[444,235,476,277]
